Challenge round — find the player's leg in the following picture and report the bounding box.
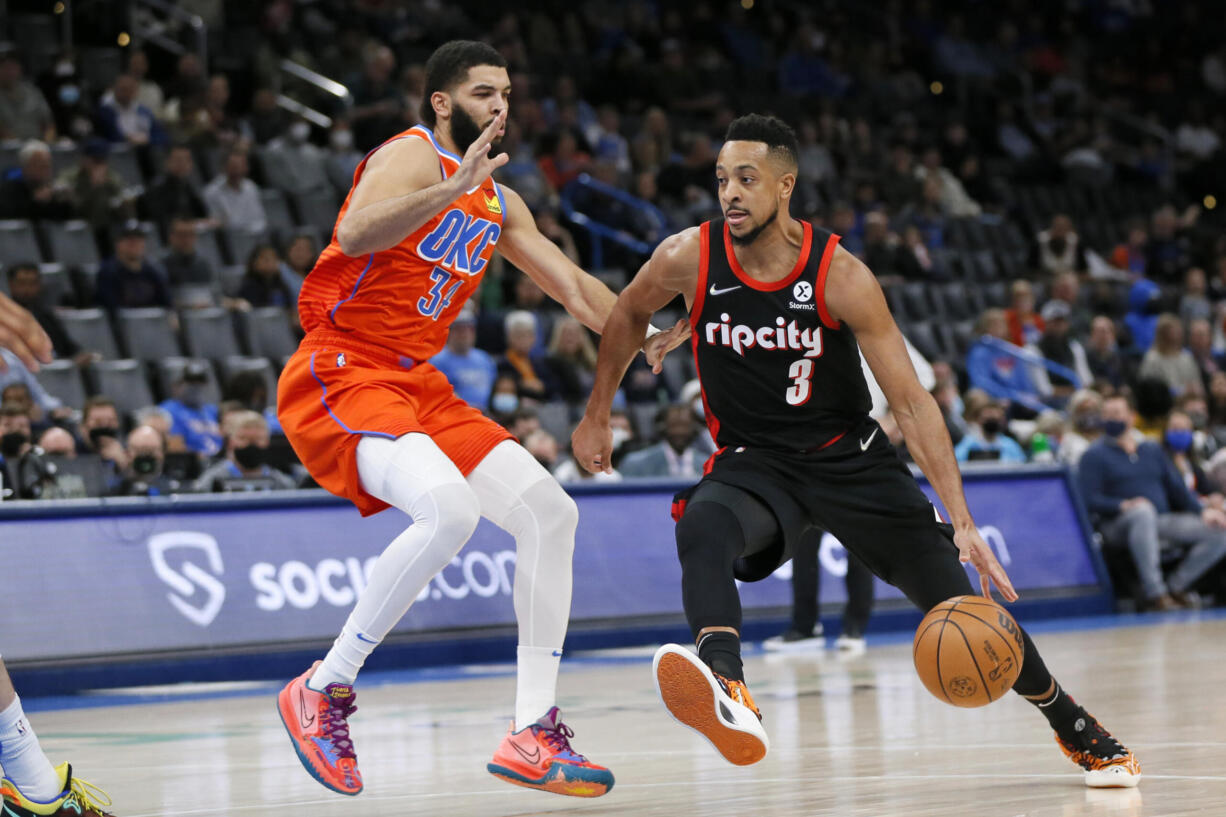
[655,481,781,764]
[278,432,480,796]
[0,657,115,816]
[765,527,823,650]
[465,440,613,797]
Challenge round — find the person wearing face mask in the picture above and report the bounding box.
[1078,395,1226,611]
[159,362,221,458]
[116,425,185,497]
[488,374,521,426]
[194,410,296,492]
[953,399,1027,463]
[619,404,707,479]
[325,119,364,192]
[1163,410,1222,506]
[0,402,32,497]
[74,396,128,494]
[264,118,331,197]
[1059,389,1104,466]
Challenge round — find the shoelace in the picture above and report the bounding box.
[320,695,359,760]
[539,722,587,762]
[66,775,113,815]
[1077,716,1127,759]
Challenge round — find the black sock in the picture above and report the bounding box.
[1030,681,1083,740]
[697,631,744,682]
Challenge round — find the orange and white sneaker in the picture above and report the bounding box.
[653,643,768,766]
[276,661,363,796]
[487,707,614,797]
[1055,707,1140,788]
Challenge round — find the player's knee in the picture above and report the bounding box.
[676,501,740,564]
[417,481,482,544]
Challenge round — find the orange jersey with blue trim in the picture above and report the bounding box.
[299,125,506,361]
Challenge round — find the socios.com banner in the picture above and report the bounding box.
[0,467,1102,663]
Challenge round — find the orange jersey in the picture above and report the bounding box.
[299,125,506,362]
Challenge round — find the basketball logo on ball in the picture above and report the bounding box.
[913,595,1024,708]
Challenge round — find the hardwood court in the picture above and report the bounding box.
[26,613,1226,816]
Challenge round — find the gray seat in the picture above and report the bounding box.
[33,359,86,410]
[88,359,155,418]
[37,264,75,307]
[58,308,120,358]
[108,144,144,188]
[219,265,246,297]
[0,220,43,265]
[43,220,100,271]
[239,307,298,360]
[903,321,943,362]
[116,307,181,360]
[261,189,295,238]
[900,282,932,322]
[536,401,574,443]
[157,357,222,405]
[224,228,270,267]
[182,307,242,359]
[292,189,340,237]
[137,221,165,258]
[219,355,277,399]
[193,225,226,272]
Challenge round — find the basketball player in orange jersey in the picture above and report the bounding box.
[573,114,1140,788]
[0,297,116,816]
[275,41,687,798]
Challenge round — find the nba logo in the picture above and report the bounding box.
[336,353,346,368]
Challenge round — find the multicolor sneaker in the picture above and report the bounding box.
[487,707,614,797]
[0,762,114,816]
[653,643,768,766]
[276,661,363,795]
[1055,707,1141,788]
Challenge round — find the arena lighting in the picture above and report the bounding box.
[1205,194,1217,210]
[741,0,754,8]
[930,80,944,94]
[53,2,65,13]
[117,32,131,46]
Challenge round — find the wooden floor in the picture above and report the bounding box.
[27,613,1226,817]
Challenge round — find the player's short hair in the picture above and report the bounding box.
[420,40,508,128]
[5,261,38,281]
[724,114,799,171]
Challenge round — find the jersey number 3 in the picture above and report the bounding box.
[418,267,463,320]
[786,358,814,405]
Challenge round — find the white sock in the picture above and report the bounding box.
[308,622,378,691]
[0,696,62,802]
[515,646,562,729]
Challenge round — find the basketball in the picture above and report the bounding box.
[913,596,1024,708]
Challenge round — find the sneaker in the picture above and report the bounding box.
[487,707,614,797]
[763,625,824,652]
[1055,708,1141,788]
[1,762,114,816]
[276,661,363,795]
[834,635,867,655]
[652,643,768,766]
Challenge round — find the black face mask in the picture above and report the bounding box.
[981,418,1003,436]
[0,432,29,458]
[133,454,160,475]
[233,444,265,469]
[89,426,119,447]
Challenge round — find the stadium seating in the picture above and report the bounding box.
[0,220,43,265]
[157,357,223,405]
[88,359,155,418]
[239,307,298,360]
[42,220,100,272]
[33,359,87,410]
[116,307,182,361]
[58,308,120,359]
[181,307,243,359]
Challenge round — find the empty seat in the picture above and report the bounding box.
[983,281,1009,308]
[239,307,298,360]
[224,228,271,267]
[193,225,226,271]
[884,284,907,320]
[0,220,43,265]
[219,355,277,397]
[900,282,932,321]
[58,308,120,358]
[116,307,181,360]
[33,359,87,410]
[181,307,243,359]
[157,357,222,405]
[902,321,943,362]
[37,263,76,307]
[219,265,246,297]
[937,282,973,321]
[43,220,100,271]
[89,359,155,417]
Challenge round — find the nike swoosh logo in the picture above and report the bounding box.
[552,649,562,657]
[709,284,742,296]
[860,428,879,451]
[511,740,542,765]
[298,689,316,730]
[356,632,378,644]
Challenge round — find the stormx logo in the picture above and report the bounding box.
[148,532,227,627]
[789,280,816,312]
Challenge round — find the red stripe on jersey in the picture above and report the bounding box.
[814,232,842,330]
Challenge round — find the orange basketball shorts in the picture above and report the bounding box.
[278,333,513,516]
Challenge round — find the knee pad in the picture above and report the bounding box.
[676,501,743,565]
[415,481,482,544]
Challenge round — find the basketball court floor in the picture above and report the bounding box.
[24,611,1226,816]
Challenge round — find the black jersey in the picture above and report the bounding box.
[689,218,871,452]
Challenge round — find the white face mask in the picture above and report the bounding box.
[610,427,631,451]
[289,121,311,143]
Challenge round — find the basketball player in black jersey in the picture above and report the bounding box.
[572,114,1139,788]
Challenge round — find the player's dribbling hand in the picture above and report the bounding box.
[0,293,53,373]
[954,525,1019,603]
[644,318,692,374]
[571,415,613,475]
[453,109,509,191]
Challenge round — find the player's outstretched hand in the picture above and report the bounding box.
[453,109,509,192]
[644,317,691,374]
[0,292,53,373]
[572,414,613,475]
[954,526,1019,603]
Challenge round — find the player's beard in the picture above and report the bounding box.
[450,103,500,154]
[728,203,780,246]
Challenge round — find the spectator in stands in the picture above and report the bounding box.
[325,119,363,192]
[6,263,92,363]
[1177,393,1216,460]
[115,424,185,497]
[1147,204,1193,284]
[0,140,75,220]
[1030,214,1087,276]
[1164,409,1221,502]
[0,402,33,497]
[913,145,980,217]
[1036,300,1092,395]
[619,404,706,479]
[488,373,521,427]
[878,143,920,213]
[632,107,672,174]
[76,395,127,490]
[1047,271,1091,338]
[498,310,555,404]
[897,224,948,281]
[523,428,560,472]
[223,370,280,434]
[162,52,206,122]
[1188,318,1222,391]
[0,46,55,141]
[1180,267,1212,325]
[37,425,75,458]
[860,211,900,278]
[1138,314,1204,397]
[966,308,1048,413]
[1060,389,1104,466]
[1110,219,1149,275]
[0,347,62,416]
[237,245,296,309]
[607,408,638,467]
[349,45,404,152]
[203,148,268,233]
[94,221,171,311]
[246,87,289,145]
[587,105,631,176]
[133,404,178,450]
[2,382,44,432]
[266,118,331,195]
[533,208,581,265]
[553,447,622,483]
[162,216,221,308]
[140,145,208,228]
[57,138,135,236]
[126,49,163,116]
[656,132,720,224]
[953,398,1026,463]
[431,305,496,409]
[546,316,598,404]
[96,73,168,149]
[194,74,247,149]
[537,129,591,192]
[159,361,221,458]
[284,233,319,282]
[194,410,296,492]
[1078,394,1226,611]
[932,378,967,445]
[1124,276,1162,352]
[900,176,947,250]
[1005,279,1044,346]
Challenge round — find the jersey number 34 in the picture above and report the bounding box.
[418,267,463,320]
